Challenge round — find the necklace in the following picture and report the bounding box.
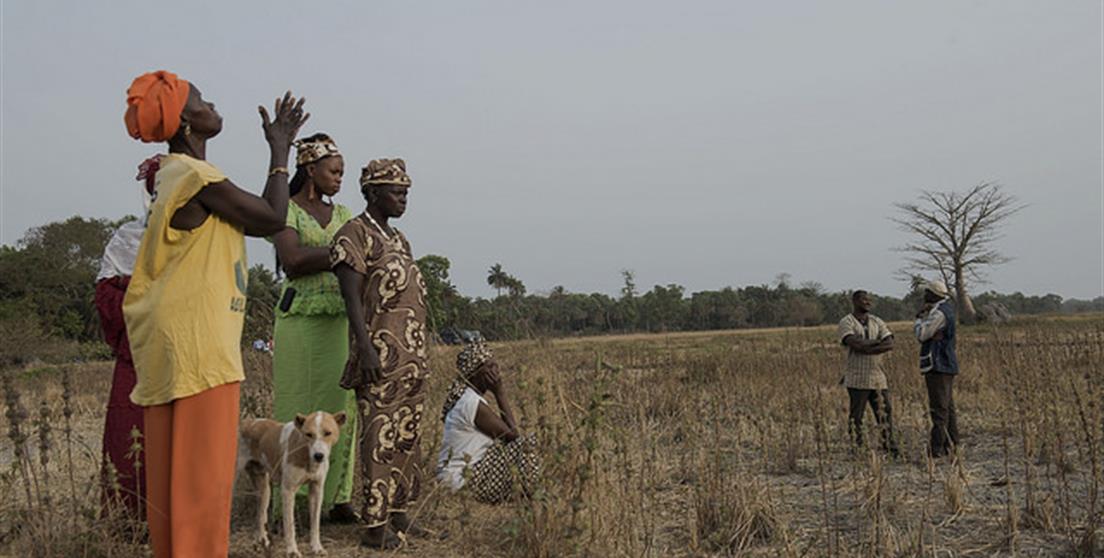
[363,210,392,240]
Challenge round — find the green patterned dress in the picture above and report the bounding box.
[272,201,357,510]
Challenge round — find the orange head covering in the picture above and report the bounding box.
[124,71,191,143]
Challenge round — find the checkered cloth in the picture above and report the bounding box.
[468,434,540,504]
[838,313,893,390]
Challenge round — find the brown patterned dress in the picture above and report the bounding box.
[331,213,429,527]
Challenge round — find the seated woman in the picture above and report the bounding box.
[436,342,539,504]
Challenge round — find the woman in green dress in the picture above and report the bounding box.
[270,133,358,522]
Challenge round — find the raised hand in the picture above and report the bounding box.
[259,91,310,150]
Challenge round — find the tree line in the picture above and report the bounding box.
[418,261,1102,341]
[1,215,1099,350]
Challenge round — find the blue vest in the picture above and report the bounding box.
[920,300,958,374]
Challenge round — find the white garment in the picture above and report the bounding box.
[914,297,949,342]
[95,221,146,281]
[436,388,494,490]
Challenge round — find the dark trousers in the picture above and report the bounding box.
[847,388,897,452]
[924,372,959,456]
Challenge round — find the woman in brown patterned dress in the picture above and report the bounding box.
[332,158,429,549]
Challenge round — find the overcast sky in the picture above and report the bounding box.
[2,1,1101,299]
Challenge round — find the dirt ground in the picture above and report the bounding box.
[2,314,1101,557]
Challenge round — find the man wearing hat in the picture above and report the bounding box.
[914,280,959,457]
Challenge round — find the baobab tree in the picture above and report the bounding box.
[892,182,1023,322]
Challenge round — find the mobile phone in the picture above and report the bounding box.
[279,288,297,312]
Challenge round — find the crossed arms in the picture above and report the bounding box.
[842,334,894,355]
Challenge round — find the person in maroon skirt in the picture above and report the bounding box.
[95,155,160,520]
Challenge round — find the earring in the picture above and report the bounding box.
[184,122,192,137]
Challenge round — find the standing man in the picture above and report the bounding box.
[914,280,959,458]
[838,290,898,455]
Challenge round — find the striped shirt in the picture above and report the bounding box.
[838,313,893,390]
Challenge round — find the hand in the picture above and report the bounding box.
[483,362,503,395]
[358,344,382,385]
[259,91,309,150]
[916,303,933,319]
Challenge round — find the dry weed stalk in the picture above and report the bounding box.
[3,315,1103,557]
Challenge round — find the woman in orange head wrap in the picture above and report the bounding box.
[124,70,191,143]
[121,70,309,558]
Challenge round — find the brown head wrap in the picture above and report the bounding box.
[294,136,341,166]
[360,158,412,188]
[124,70,190,143]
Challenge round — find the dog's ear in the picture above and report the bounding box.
[333,412,347,427]
[294,414,307,428]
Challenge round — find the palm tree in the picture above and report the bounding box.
[487,263,508,298]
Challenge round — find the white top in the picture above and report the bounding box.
[914,297,950,342]
[96,221,146,281]
[436,387,495,490]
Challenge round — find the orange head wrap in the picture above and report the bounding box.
[124,70,191,143]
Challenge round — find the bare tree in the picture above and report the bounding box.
[892,182,1023,322]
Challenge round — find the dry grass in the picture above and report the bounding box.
[1,313,1102,557]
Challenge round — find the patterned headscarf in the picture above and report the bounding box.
[360,158,412,188]
[441,341,495,421]
[124,70,191,143]
[293,135,341,166]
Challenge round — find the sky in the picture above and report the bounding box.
[2,1,1101,300]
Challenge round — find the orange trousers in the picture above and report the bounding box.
[144,382,240,558]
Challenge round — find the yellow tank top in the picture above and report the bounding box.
[124,154,247,406]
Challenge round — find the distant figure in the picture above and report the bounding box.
[437,341,540,504]
[837,290,898,455]
[914,280,959,458]
[122,70,307,557]
[269,133,358,523]
[94,155,160,521]
[332,158,428,549]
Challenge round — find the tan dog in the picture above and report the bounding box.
[237,411,346,556]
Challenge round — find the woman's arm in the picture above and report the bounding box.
[173,93,309,236]
[474,363,519,441]
[335,263,381,384]
[273,228,331,278]
[486,365,519,432]
[474,401,518,443]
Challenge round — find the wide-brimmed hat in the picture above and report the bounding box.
[925,280,950,298]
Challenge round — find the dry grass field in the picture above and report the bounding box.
[2,314,1101,557]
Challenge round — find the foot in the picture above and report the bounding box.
[326,503,359,524]
[390,513,430,538]
[359,526,403,550]
[309,541,327,555]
